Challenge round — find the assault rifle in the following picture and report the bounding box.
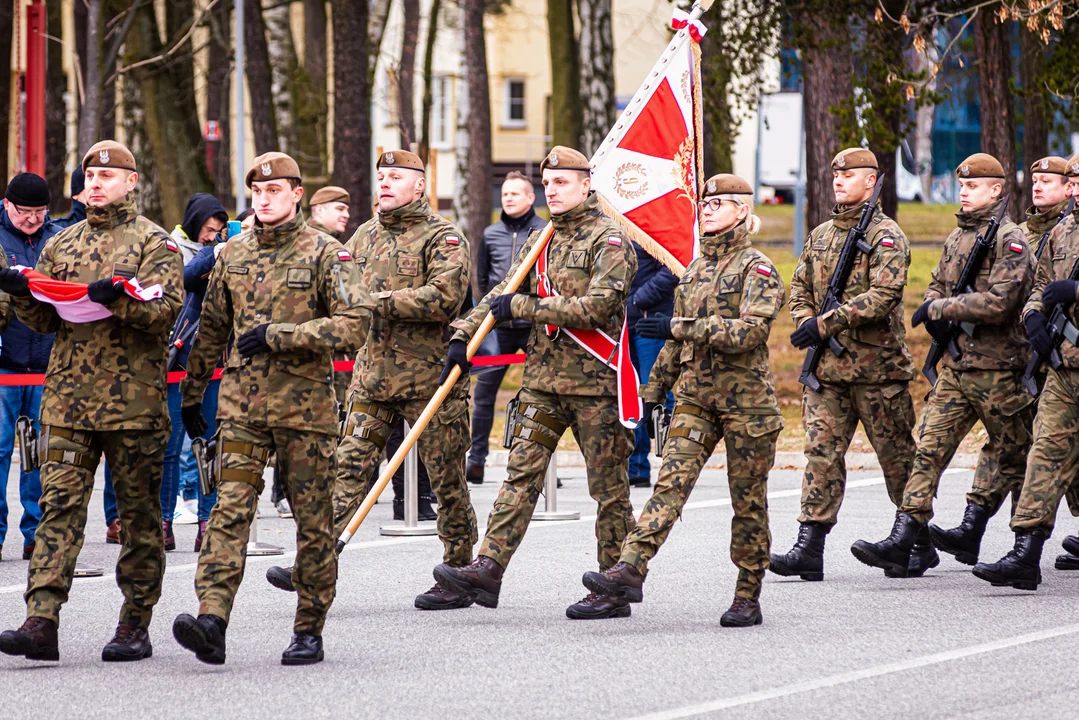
[1035,197,1075,261]
[922,196,1009,386]
[1021,254,1079,397]
[798,175,885,393]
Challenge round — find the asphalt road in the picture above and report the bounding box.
[1,460,1077,720]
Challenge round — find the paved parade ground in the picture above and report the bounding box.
[2,460,1078,719]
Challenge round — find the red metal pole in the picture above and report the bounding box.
[25,1,47,177]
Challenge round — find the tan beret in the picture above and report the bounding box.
[1064,154,1079,178]
[540,146,590,172]
[1030,156,1068,176]
[831,148,878,171]
[82,140,136,173]
[701,173,753,199]
[377,150,424,173]
[956,153,1005,179]
[309,186,351,207]
[246,151,301,188]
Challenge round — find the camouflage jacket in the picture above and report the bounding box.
[924,199,1032,372]
[0,249,10,333]
[182,215,365,433]
[1019,198,1069,253]
[789,202,915,384]
[308,217,340,241]
[452,192,636,397]
[346,198,471,402]
[12,195,182,430]
[1025,212,1079,369]
[645,225,784,416]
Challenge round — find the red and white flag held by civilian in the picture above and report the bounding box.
[12,265,164,324]
[589,0,711,276]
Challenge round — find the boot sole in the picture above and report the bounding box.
[172,616,226,665]
[281,651,324,666]
[767,561,823,581]
[720,613,763,627]
[1054,554,1079,571]
[101,642,153,662]
[971,566,1040,591]
[928,525,978,565]
[581,572,644,603]
[433,565,499,609]
[897,552,941,578]
[265,569,296,593]
[566,604,631,620]
[414,595,475,610]
[0,634,59,661]
[850,544,909,577]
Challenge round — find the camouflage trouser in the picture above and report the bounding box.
[619,403,781,600]
[1011,368,1079,532]
[798,381,916,526]
[480,388,635,571]
[196,422,337,634]
[332,351,352,414]
[901,368,1035,525]
[332,392,477,566]
[26,427,168,627]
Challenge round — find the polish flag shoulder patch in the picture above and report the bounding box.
[879,237,895,248]
[1009,241,1025,253]
[444,235,460,246]
[337,249,352,261]
[755,264,773,277]
[165,238,178,252]
[608,236,623,246]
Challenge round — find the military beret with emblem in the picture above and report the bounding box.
[82,140,137,173]
[377,150,425,173]
[246,151,302,188]
[956,153,1005,179]
[1065,153,1079,178]
[831,148,878,171]
[1030,156,1068,176]
[541,145,590,173]
[309,186,351,207]
[701,173,753,199]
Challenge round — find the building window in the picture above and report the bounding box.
[502,78,526,128]
[432,75,452,149]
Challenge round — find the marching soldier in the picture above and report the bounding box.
[432,145,639,619]
[0,141,182,662]
[265,150,479,611]
[852,153,1035,575]
[172,152,364,666]
[307,186,351,240]
[771,148,920,581]
[581,174,784,626]
[1019,156,1070,251]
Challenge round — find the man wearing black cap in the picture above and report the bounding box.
[53,167,87,230]
[0,173,59,565]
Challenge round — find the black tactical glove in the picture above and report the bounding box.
[911,300,934,328]
[181,403,208,440]
[439,339,471,385]
[643,402,658,439]
[924,318,951,342]
[636,314,674,340]
[490,293,517,323]
[236,324,270,357]
[87,277,126,305]
[1043,280,1079,310]
[0,268,30,297]
[790,318,822,349]
[1025,311,1055,357]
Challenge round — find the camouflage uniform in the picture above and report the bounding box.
[454,192,637,571]
[182,214,364,635]
[1009,214,1079,532]
[618,226,784,600]
[11,194,182,627]
[900,200,1036,523]
[332,198,477,565]
[788,202,917,526]
[1020,199,1069,251]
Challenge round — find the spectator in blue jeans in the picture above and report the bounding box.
[627,240,678,487]
[466,171,548,484]
[0,173,61,561]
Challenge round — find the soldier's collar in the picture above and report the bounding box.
[956,199,1003,230]
[378,197,432,228]
[1025,199,1069,234]
[700,223,750,258]
[86,194,138,230]
[550,192,599,231]
[253,213,306,245]
[831,201,875,230]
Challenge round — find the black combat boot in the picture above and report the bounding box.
[416,493,438,522]
[972,530,1047,591]
[904,524,941,578]
[851,513,920,577]
[433,556,504,609]
[1055,534,1079,570]
[392,498,405,521]
[769,522,827,581]
[101,623,152,662]
[172,613,227,665]
[928,502,988,565]
[0,617,59,661]
[414,582,475,610]
[582,561,645,602]
[266,565,296,593]
[565,592,630,619]
[281,633,323,666]
[162,520,176,553]
[720,597,762,627]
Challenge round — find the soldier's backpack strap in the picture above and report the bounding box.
[217,441,272,488]
[667,403,719,447]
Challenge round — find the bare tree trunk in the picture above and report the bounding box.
[368,0,393,83]
[452,4,471,230]
[121,74,161,222]
[78,0,103,154]
[461,0,491,296]
[547,0,581,149]
[245,0,278,153]
[974,9,1018,219]
[419,0,442,164]
[301,0,329,177]
[576,0,614,158]
[396,0,420,147]
[1019,29,1047,212]
[867,11,903,220]
[46,0,69,208]
[0,0,11,176]
[911,45,937,202]
[264,1,299,154]
[699,3,733,175]
[332,0,372,235]
[206,0,233,206]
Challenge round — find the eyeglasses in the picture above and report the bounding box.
[697,198,741,213]
[11,204,47,220]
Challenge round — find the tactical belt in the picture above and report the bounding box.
[42,449,97,471]
[511,404,568,452]
[217,441,272,488]
[43,425,92,446]
[519,404,568,436]
[352,402,398,425]
[39,426,97,471]
[343,421,391,450]
[668,403,717,446]
[668,427,715,446]
[673,403,712,420]
[512,425,560,452]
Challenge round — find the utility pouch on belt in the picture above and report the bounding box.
[653,404,671,457]
[16,416,39,471]
[503,398,520,449]
[192,438,217,495]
